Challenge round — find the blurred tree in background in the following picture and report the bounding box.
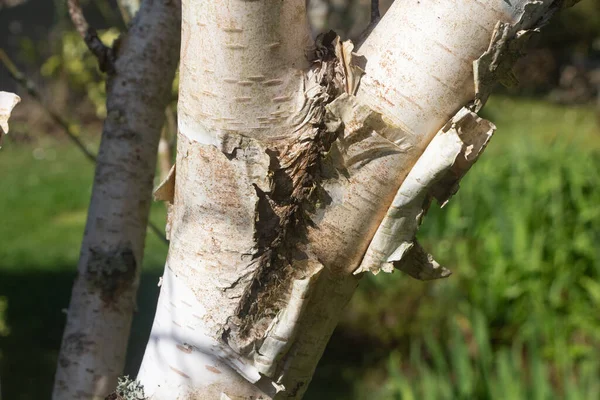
[1,0,598,141]
[0,1,599,399]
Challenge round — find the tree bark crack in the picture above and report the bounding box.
[223,32,347,354]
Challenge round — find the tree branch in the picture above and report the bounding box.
[0,48,97,162]
[358,0,381,44]
[67,0,116,74]
[371,0,380,24]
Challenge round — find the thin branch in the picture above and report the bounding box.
[0,48,168,245]
[371,0,380,25]
[358,0,381,44]
[0,48,97,163]
[148,220,169,245]
[67,0,116,74]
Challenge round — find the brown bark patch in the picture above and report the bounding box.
[59,332,95,370]
[169,366,191,379]
[85,244,137,304]
[224,32,345,351]
[63,332,95,356]
[205,365,222,374]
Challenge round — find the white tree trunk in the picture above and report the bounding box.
[137,0,569,399]
[52,1,181,399]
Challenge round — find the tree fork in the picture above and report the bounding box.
[137,0,579,399]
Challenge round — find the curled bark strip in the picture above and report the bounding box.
[473,20,539,111]
[253,263,323,378]
[153,164,176,203]
[0,48,98,161]
[67,0,116,74]
[393,241,451,281]
[472,0,579,111]
[153,164,176,240]
[355,107,495,276]
[0,91,20,146]
[354,0,580,278]
[334,38,366,96]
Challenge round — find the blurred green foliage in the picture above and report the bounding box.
[328,96,600,399]
[39,28,120,118]
[1,0,599,398]
[379,318,600,400]
[2,96,596,399]
[0,139,167,400]
[544,0,600,56]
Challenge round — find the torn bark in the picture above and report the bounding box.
[356,107,495,276]
[137,1,578,399]
[52,0,181,398]
[0,91,20,147]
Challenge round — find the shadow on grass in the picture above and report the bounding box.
[0,267,366,400]
[0,267,162,400]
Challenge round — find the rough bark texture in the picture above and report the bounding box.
[138,0,574,399]
[52,1,181,399]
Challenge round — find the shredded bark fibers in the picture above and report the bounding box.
[227,32,343,344]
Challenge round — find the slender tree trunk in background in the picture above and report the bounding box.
[135,1,576,399]
[52,1,181,399]
[121,0,177,191]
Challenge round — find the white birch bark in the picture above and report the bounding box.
[138,0,573,398]
[0,91,20,147]
[52,1,181,399]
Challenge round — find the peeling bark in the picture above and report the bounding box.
[356,107,495,276]
[137,1,576,399]
[52,1,181,399]
[0,91,20,147]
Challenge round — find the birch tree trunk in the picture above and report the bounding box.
[52,1,181,399]
[136,0,574,398]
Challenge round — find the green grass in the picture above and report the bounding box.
[0,96,599,399]
[327,96,600,399]
[0,138,168,399]
[0,140,169,270]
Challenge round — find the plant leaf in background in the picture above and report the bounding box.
[40,28,120,118]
